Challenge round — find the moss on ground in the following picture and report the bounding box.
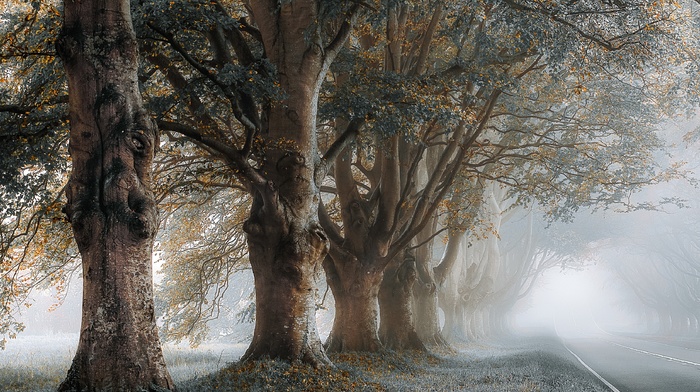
[177,356,385,391]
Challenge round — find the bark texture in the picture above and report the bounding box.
[240,0,342,365]
[240,174,330,365]
[323,255,383,352]
[56,0,174,390]
[321,136,399,353]
[378,254,425,351]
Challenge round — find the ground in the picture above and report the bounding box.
[0,334,607,391]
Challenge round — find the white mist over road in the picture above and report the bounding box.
[562,332,700,392]
[512,263,700,392]
[511,264,642,338]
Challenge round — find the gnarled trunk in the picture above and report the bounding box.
[413,281,448,347]
[323,254,383,352]
[378,256,425,351]
[238,95,330,366]
[239,0,342,366]
[412,216,449,348]
[57,0,174,390]
[241,193,329,365]
[321,133,400,353]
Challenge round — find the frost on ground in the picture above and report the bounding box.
[0,334,246,392]
[0,335,607,391]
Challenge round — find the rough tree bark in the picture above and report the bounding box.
[145,0,360,365]
[323,254,383,352]
[378,253,425,350]
[321,135,399,353]
[56,0,174,390]
[239,0,358,365]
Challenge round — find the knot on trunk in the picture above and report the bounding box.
[103,157,158,240]
[276,151,310,208]
[346,199,369,231]
[307,222,329,262]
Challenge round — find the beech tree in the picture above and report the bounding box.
[55,0,174,389]
[134,0,365,365]
[439,196,591,342]
[2,0,365,365]
[319,0,697,352]
[2,0,700,370]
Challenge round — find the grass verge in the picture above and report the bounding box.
[0,336,608,391]
[180,339,608,391]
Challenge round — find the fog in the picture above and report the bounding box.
[512,263,647,338]
[510,117,700,343]
[4,117,700,391]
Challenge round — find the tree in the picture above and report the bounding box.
[319,0,697,352]
[0,0,73,348]
[2,0,699,367]
[135,0,364,365]
[55,0,174,389]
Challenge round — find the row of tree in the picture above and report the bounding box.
[1,0,699,390]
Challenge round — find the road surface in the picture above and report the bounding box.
[561,333,700,392]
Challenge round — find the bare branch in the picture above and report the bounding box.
[500,0,643,51]
[318,201,344,246]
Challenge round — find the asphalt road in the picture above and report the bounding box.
[561,333,700,392]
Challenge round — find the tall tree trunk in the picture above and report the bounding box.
[413,280,448,347]
[411,199,447,347]
[238,79,331,366]
[441,296,468,343]
[241,0,334,366]
[56,0,174,390]
[241,189,329,364]
[378,254,425,350]
[323,255,383,352]
[436,229,469,344]
[322,133,399,353]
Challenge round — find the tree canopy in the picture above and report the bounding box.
[1,0,699,365]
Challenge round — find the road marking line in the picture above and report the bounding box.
[562,342,621,392]
[607,341,700,367]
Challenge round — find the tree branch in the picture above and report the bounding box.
[318,201,344,246]
[324,3,361,68]
[157,120,265,187]
[0,105,32,114]
[500,0,639,51]
[315,117,365,184]
[411,4,443,77]
[147,22,259,135]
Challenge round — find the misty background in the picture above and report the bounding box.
[5,114,699,350]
